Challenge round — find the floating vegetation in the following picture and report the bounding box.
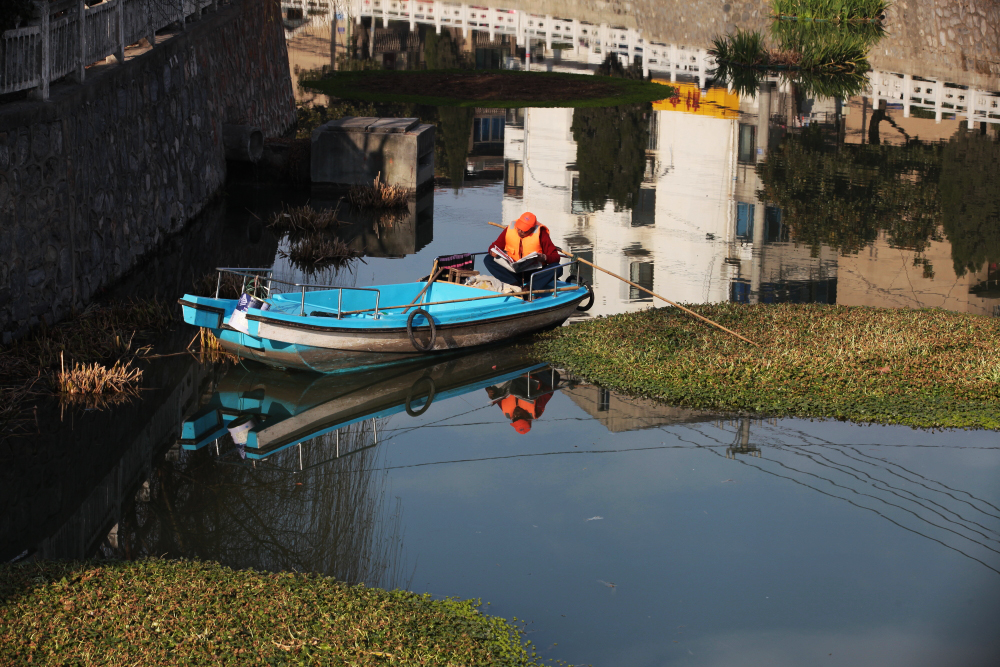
[771,0,889,22]
[535,304,1000,430]
[55,355,143,408]
[302,69,675,109]
[349,173,410,209]
[279,234,361,271]
[0,299,173,427]
[266,202,345,234]
[0,559,542,666]
[3,299,172,372]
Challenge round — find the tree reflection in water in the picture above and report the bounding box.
[103,419,408,590]
[758,125,1000,278]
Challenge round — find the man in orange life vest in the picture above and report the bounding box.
[483,211,563,293]
[485,369,560,435]
[486,384,555,435]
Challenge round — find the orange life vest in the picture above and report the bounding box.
[500,395,538,419]
[504,223,548,262]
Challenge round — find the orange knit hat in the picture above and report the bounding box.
[514,212,537,232]
[511,419,532,434]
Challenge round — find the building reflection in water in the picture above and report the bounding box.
[280,0,1000,317]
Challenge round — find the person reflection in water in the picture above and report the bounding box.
[485,369,561,435]
[484,212,563,295]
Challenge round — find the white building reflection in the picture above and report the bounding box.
[280,0,1000,316]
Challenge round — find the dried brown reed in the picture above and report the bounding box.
[4,299,173,374]
[56,353,143,397]
[348,173,410,209]
[279,234,360,270]
[196,328,241,364]
[267,203,345,234]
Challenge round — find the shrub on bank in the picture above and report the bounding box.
[535,304,1000,429]
[0,559,541,666]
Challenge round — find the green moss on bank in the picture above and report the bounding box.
[0,559,540,666]
[535,304,1000,429]
[302,69,674,108]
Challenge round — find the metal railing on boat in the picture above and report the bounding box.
[214,267,382,318]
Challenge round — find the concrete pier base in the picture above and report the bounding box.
[310,117,435,192]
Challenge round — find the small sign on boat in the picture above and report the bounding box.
[228,293,270,334]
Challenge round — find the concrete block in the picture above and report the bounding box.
[311,117,434,192]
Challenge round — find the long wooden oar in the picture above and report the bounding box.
[487,221,756,346]
[402,260,440,315]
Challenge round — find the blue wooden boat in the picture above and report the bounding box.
[179,264,592,373]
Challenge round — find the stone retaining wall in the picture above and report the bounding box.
[0,0,295,344]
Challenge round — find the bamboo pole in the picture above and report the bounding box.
[332,287,575,317]
[402,261,440,315]
[562,249,758,346]
[487,221,757,346]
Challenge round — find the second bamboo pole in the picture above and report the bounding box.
[486,221,757,346]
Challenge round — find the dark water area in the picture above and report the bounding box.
[5,2,1000,665]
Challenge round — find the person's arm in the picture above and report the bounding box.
[537,229,561,265]
[532,392,553,417]
[489,229,507,255]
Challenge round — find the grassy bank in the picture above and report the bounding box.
[0,559,541,666]
[535,304,1000,429]
[302,69,674,108]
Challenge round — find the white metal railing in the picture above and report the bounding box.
[870,70,1000,127]
[1,0,223,99]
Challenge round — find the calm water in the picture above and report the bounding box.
[5,3,1000,665]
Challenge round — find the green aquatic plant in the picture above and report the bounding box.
[535,304,1000,430]
[0,559,543,666]
[301,69,674,108]
[771,0,890,22]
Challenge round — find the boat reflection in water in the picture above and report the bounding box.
[179,345,573,464]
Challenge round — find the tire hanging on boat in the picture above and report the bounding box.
[576,284,595,312]
[406,308,437,352]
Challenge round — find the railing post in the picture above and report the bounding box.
[116,0,125,63]
[177,0,185,30]
[32,0,51,101]
[75,0,87,82]
[145,0,155,46]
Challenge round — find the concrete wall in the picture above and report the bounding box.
[0,0,295,344]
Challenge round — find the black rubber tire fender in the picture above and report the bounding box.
[576,284,595,312]
[406,308,437,352]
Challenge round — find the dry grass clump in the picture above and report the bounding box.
[279,234,361,270]
[56,354,143,397]
[0,299,173,426]
[193,327,241,364]
[17,299,173,369]
[267,203,345,234]
[537,304,1000,429]
[349,173,410,209]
